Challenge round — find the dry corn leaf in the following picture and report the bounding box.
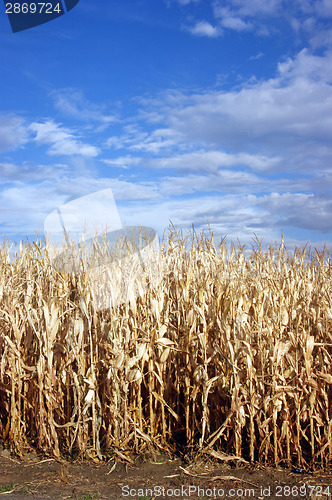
[317,372,332,384]
[127,368,142,383]
[155,337,175,346]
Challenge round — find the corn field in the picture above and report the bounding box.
[0,224,332,468]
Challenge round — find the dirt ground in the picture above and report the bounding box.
[1,449,332,500]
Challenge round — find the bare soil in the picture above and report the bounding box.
[1,450,331,500]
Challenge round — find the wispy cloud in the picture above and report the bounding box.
[214,0,282,18]
[104,150,281,173]
[177,0,332,45]
[315,0,332,18]
[249,52,265,60]
[171,0,200,4]
[29,120,100,157]
[51,88,117,125]
[107,126,184,154]
[0,114,30,153]
[2,40,332,247]
[0,161,69,182]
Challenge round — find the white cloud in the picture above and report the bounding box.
[29,120,100,157]
[130,128,184,153]
[0,172,163,238]
[255,192,332,232]
[51,88,116,124]
[102,156,138,168]
[188,21,221,37]
[2,42,332,249]
[104,146,281,174]
[178,0,332,44]
[249,52,265,60]
[139,50,332,166]
[216,0,282,17]
[0,115,30,153]
[208,0,283,37]
[215,7,253,31]
[315,0,332,18]
[103,151,326,200]
[0,183,66,237]
[97,48,332,244]
[175,0,199,4]
[310,28,332,48]
[105,178,161,201]
[1,159,331,249]
[151,150,281,172]
[106,126,183,154]
[220,15,251,31]
[277,48,332,81]
[0,161,69,182]
[30,121,74,144]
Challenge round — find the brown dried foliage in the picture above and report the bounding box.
[0,224,332,468]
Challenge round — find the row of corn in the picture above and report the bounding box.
[0,225,331,467]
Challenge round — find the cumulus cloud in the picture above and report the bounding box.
[188,21,221,37]
[2,42,332,248]
[214,7,253,31]
[255,192,332,232]
[30,120,100,157]
[135,50,332,167]
[101,47,332,245]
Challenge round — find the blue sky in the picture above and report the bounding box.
[1,0,332,251]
